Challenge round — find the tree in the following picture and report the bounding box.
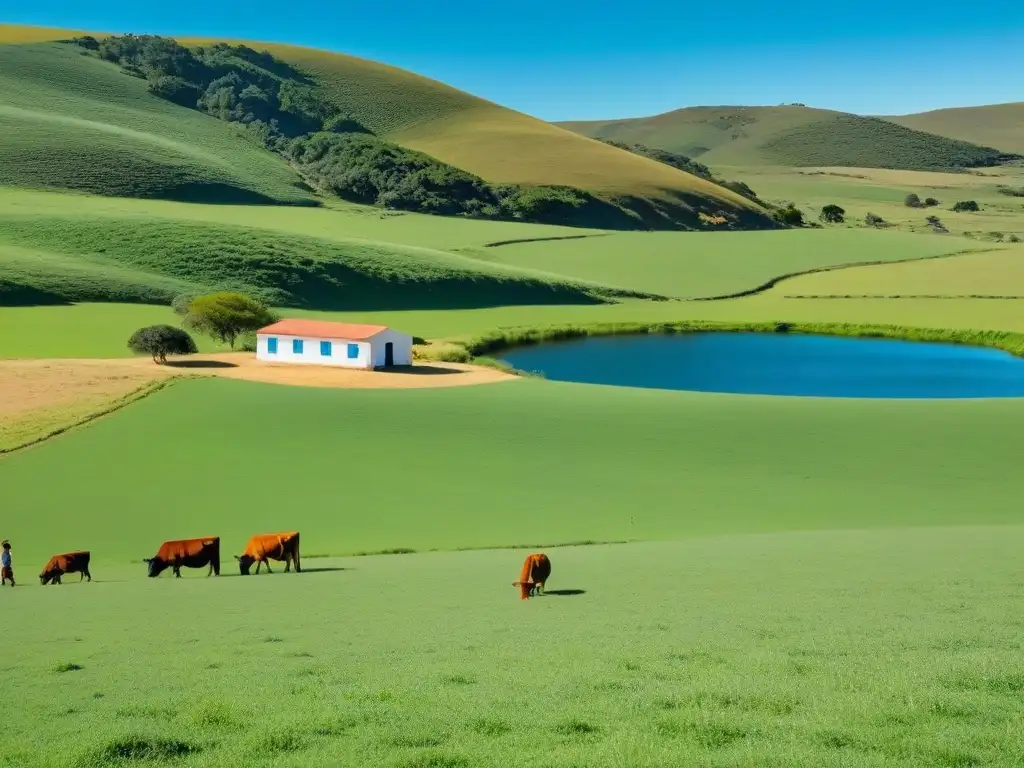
[904,193,922,208]
[865,212,886,227]
[128,325,197,364]
[952,200,980,212]
[184,292,277,349]
[924,197,939,207]
[819,204,846,224]
[772,203,804,226]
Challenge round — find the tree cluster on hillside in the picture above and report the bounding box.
[599,140,764,204]
[997,185,1024,197]
[65,35,655,228]
[285,133,608,223]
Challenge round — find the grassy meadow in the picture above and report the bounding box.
[3,19,1024,768]
[3,528,1024,768]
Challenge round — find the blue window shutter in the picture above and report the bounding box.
[267,337,278,354]
[347,343,359,359]
[293,339,304,354]
[320,341,332,357]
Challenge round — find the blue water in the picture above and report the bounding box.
[497,332,1024,399]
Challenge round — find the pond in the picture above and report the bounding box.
[496,332,1024,398]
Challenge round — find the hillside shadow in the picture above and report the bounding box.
[543,589,587,597]
[166,360,238,369]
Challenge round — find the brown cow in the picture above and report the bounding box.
[513,553,551,599]
[40,551,92,585]
[235,532,301,575]
[145,537,220,578]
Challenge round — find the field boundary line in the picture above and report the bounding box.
[481,233,613,248]
[0,376,177,457]
[690,247,1006,301]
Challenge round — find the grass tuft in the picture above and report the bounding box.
[54,662,83,673]
[82,736,199,765]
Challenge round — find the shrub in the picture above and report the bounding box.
[819,204,846,224]
[1009,234,1022,243]
[772,204,805,226]
[996,185,1024,197]
[926,215,948,233]
[865,212,886,227]
[128,325,198,363]
[905,193,923,208]
[184,292,278,349]
[924,197,940,207]
[952,200,980,212]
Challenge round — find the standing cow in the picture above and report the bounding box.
[144,537,220,578]
[40,551,92,585]
[235,532,301,575]
[513,553,551,599]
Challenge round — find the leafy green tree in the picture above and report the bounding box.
[904,193,922,208]
[772,204,804,226]
[184,292,278,349]
[128,325,198,364]
[952,200,980,212]
[819,204,846,224]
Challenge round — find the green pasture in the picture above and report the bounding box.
[726,165,1024,239]
[2,528,1023,767]
[474,228,988,298]
[0,44,309,205]
[2,376,1022,566]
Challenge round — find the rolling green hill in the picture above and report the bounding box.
[558,105,1017,171]
[0,42,314,205]
[0,24,772,230]
[887,102,1024,155]
[0,212,654,310]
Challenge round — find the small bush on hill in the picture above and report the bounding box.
[171,293,197,316]
[128,325,198,363]
[1009,234,1021,243]
[184,292,278,349]
[926,215,948,233]
[772,204,805,226]
[952,200,980,212]
[865,212,886,227]
[819,204,846,224]
[924,197,940,207]
[997,185,1024,197]
[905,193,923,208]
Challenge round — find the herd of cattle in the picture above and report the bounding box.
[36,532,553,599]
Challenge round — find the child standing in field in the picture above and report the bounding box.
[1,540,14,587]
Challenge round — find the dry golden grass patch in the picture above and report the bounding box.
[0,354,514,453]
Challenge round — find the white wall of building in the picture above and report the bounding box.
[256,330,414,369]
[256,334,372,369]
[371,329,413,367]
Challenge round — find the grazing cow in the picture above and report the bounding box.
[236,532,301,575]
[39,551,92,585]
[145,537,220,578]
[513,553,551,599]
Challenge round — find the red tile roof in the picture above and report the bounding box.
[256,319,389,341]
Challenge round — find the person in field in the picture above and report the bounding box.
[1,540,14,587]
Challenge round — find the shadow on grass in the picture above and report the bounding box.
[543,589,586,597]
[165,360,239,370]
[379,364,462,376]
[298,566,348,574]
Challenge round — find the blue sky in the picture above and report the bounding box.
[7,1,1023,121]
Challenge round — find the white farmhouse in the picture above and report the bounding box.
[255,319,413,369]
